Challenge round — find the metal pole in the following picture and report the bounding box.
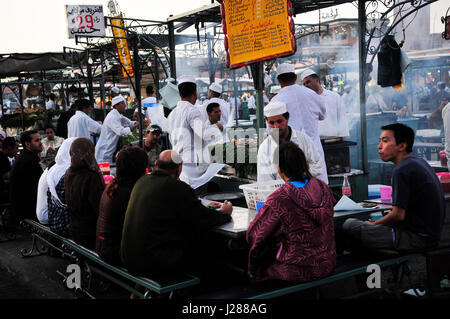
[0,85,4,117]
[207,33,214,85]
[100,50,106,120]
[168,20,177,80]
[233,69,238,127]
[358,0,368,173]
[153,48,160,100]
[133,34,143,148]
[18,76,24,132]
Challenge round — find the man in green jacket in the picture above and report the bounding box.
[120,150,233,278]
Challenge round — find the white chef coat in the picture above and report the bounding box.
[167,100,225,189]
[204,119,229,148]
[318,89,349,138]
[247,95,256,109]
[257,127,326,183]
[200,97,230,127]
[442,102,450,171]
[271,84,328,183]
[67,110,102,139]
[45,99,56,110]
[95,109,136,163]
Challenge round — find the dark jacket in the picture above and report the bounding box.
[96,185,133,265]
[9,149,43,220]
[65,167,104,249]
[56,108,76,139]
[120,170,231,277]
[247,178,336,282]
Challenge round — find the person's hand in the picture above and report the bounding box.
[131,122,139,130]
[207,201,221,209]
[216,122,224,132]
[366,219,377,224]
[220,200,233,215]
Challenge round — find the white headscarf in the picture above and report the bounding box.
[47,137,77,205]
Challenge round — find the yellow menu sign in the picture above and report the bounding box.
[221,0,296,69]
[110,14,134,78]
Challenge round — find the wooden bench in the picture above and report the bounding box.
[20,218,200,299]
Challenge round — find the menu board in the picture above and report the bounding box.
[66,5,106,39]
[221,0,296,69]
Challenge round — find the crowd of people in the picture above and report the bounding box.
[0,61,447,297]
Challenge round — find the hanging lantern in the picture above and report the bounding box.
[442,6,450,40]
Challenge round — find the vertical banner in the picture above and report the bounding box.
[110,14,134,78]
[220,0,296,69]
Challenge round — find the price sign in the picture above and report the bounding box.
[220,0,296,69]
[66,5,106,39]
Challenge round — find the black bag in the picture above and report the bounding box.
[377,35,402,88]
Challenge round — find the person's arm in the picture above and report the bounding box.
[298,132,324,179]
[368,206,405,225]
[442,104,450,170]
[87,116,102,135]
[108,113,134,136]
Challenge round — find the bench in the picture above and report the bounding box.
[20,218,200,299]
[196,242,450,299]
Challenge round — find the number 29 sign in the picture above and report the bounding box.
[66,5,106,39]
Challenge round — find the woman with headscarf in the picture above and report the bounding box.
[65,138,105,249]
[45,137,76,235]
[96,146,148,265]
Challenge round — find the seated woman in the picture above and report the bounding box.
[96,146,148,265]
[41,124,64,158]
[247,141,336,283]
[46,137,76,236]
[65,138,105,249]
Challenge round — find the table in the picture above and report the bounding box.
[213,204,393,239]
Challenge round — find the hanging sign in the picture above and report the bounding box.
[110,14,134,78]
[220,0,296,69]
[66,5,106,39]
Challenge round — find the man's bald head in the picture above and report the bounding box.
[156,150,183,172]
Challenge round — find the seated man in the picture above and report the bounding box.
[120,150,232,278]
[248,141,336,282]
[257,101,325,182]
[144,124,163,170]
[343,123,446,251]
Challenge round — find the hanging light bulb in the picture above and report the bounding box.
[147,61,152,67]
[70,70,75,78]
[88,56,94,65]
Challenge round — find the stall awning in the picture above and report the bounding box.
[0,52,76,78]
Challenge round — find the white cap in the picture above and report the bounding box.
[177,75,196,86]
[300,68,317,81]
[344,85,351,90]
[112,95,125,106]
[111,86,120,94]
[276,63,295,76]
[270,85,281,95]
[209,83,222,94]
[264,101,287,117]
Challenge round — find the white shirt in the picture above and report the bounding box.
[442,102,450,171]
[67,110,102,139]
[95,109,136,163]
[201,97,230,127]
[272,84,327,182]
[36,168,50,224]
[247,95,256,109]
[167,100,225,188]
[204,119,228,148]
[134,96,168,131]
[257,128,326,183]
[45,99,56,110]
[318,89,349,138]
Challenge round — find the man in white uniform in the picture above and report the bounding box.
[441,101,450,171]
[95,95,138,163]
[272,62,328,183]
[167,76,224,192]
[257,101,324,182]
[301,69,349,139]
[201,83,230,127]
[67,99,102,139]
[204,102,228,148]
[45,93,56,110]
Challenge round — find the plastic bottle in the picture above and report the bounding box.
[342,175,351,197]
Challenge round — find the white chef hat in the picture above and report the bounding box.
[209,83,222,94]
[264,101,287,117]
[344,84,351,90]
[300,68,317,81]
[112,95,125,106]
[276,63,295,76]
[270,85,281,94]
[111,86,120,94]
[177,75,196,86]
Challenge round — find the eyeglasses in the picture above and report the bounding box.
[147,130,161,136]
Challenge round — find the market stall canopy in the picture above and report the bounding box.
[0,52,85,78]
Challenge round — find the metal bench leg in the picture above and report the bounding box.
[20,233,49,257]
